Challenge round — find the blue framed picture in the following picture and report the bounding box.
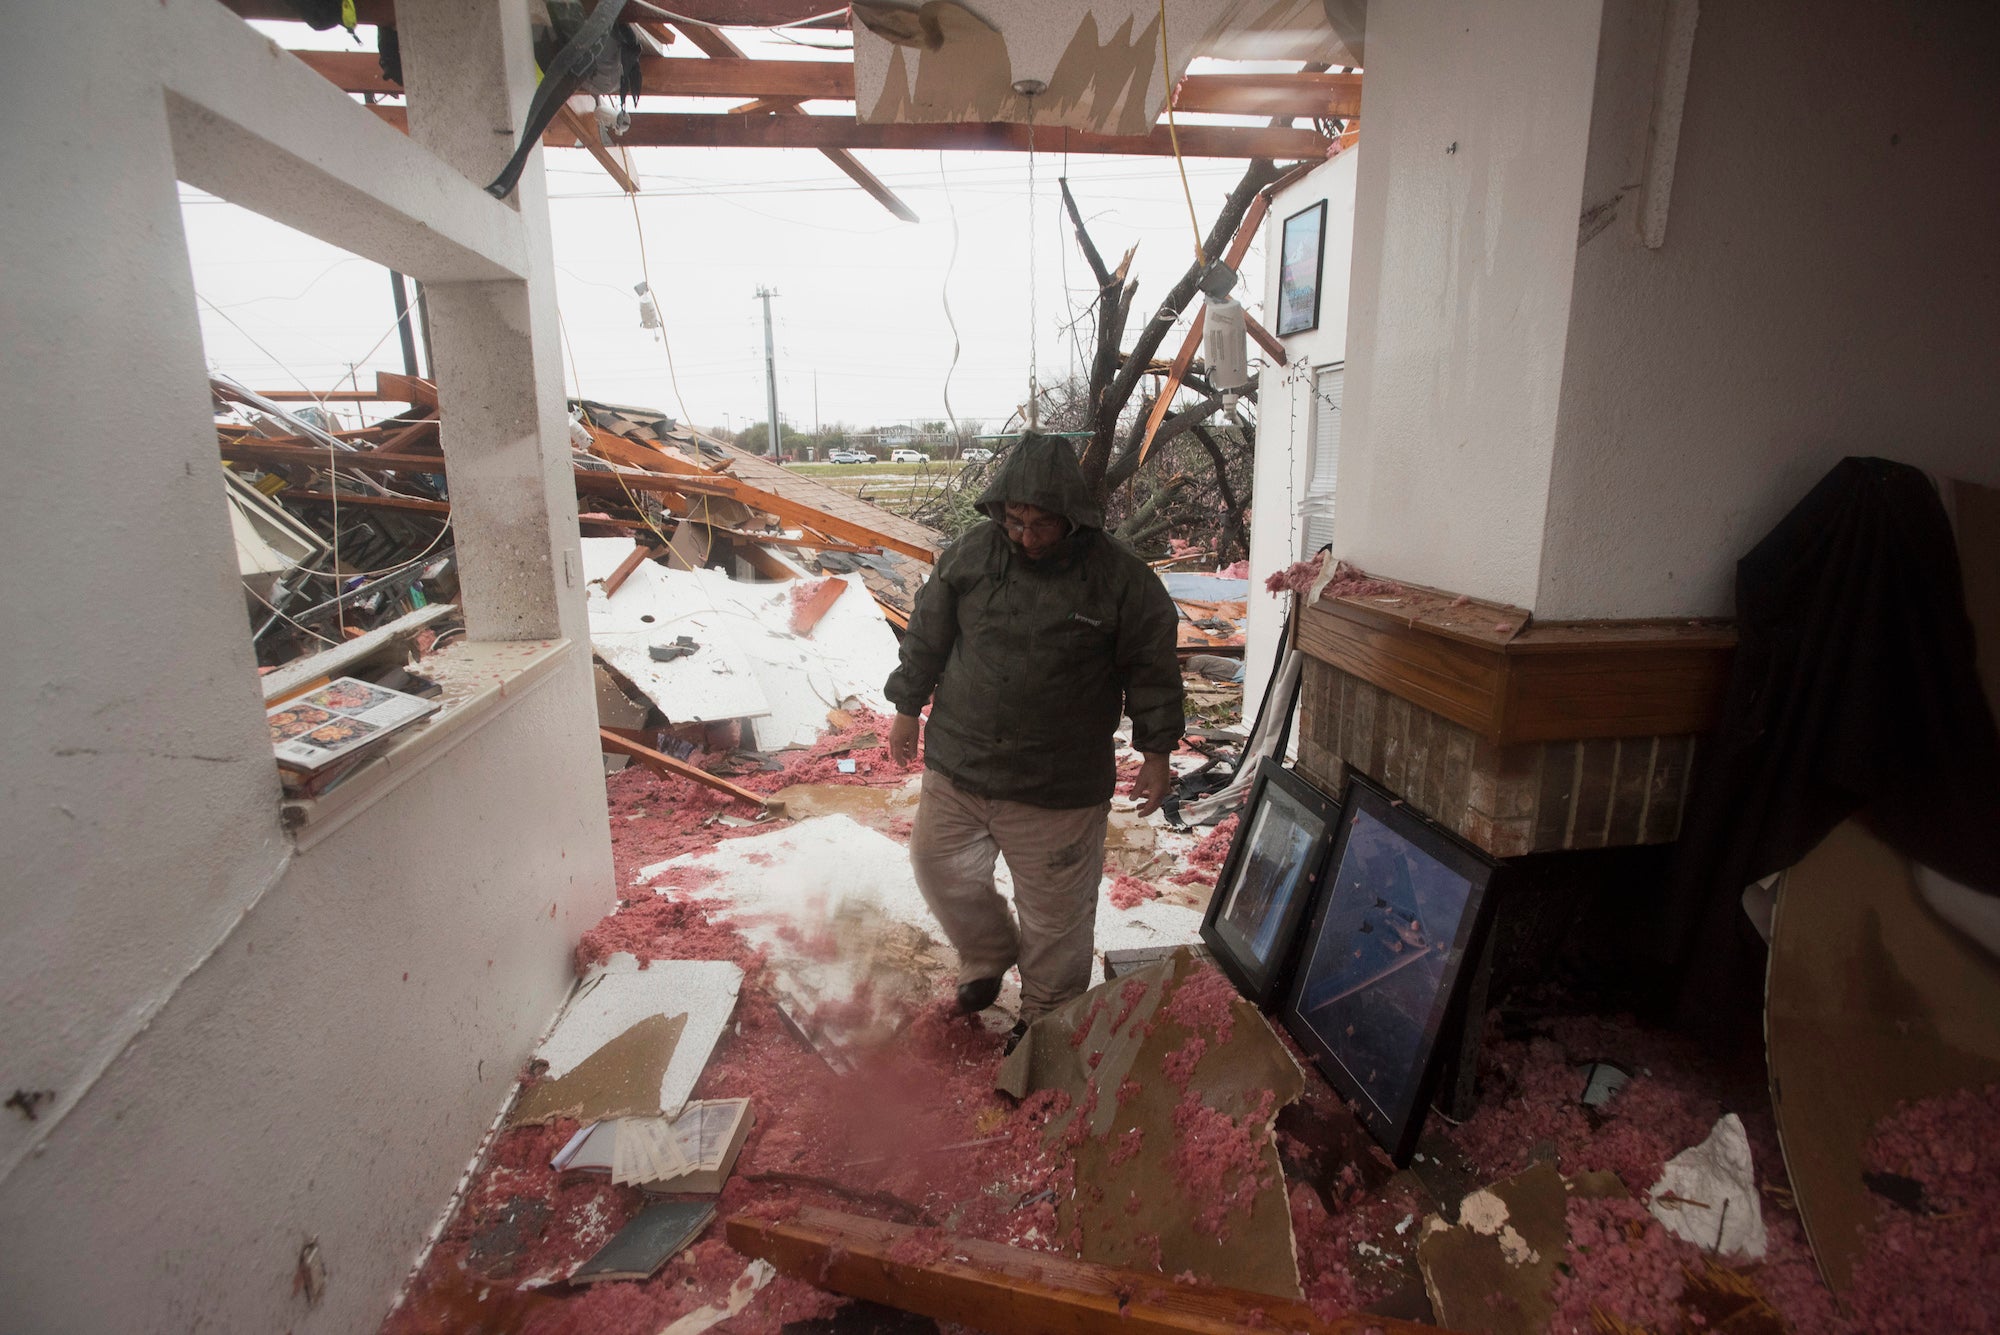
[1276,200,1328,336]
[1280,770,1499,1164]
[1198,760,1340,1007]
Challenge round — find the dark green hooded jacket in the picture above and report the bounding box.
[884,434,1184,808]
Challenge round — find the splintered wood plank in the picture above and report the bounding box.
[600,540,657,597]
[726,1208,1434,1335]
[599,729,772,810]
[787,578,846,637]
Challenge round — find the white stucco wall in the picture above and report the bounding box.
[0,2,616,1329]
[1328,0,1606,610]
[1536,0,2000,618]
[1245,149,1358,705]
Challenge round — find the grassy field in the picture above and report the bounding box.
[788,460,970,479]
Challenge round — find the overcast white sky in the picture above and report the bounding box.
[181,24,1282,438]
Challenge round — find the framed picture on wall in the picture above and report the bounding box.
[1276,200,1329,336]
[1198,761,1341,1007]
[1280,771,1499,1164]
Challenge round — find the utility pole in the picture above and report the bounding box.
[755,285,780,460]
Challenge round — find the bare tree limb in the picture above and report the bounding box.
[1058,177,1113,291]
[1105,393,1223,492]
[1079,157,1285,497]
[1190,422,1249,562]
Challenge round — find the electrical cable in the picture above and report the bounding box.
[1156,0,1206,265]
[936,152,962,443]
[556,305,710,573]
[627,190,696,426]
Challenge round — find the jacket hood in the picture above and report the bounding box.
[975,433,1104,533]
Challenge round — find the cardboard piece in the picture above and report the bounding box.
[1414,1161,1627,1335]
[509,1012,686,1126]
[996,949,1305,1300]
[570,1199,716,1284]
[534,955,743,1121]
[1765,820,2000,1291]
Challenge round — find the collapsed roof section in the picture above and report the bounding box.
[214,373,941,666]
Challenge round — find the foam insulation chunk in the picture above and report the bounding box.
[1646,1112,1769,1260]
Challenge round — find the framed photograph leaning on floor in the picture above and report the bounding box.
[1199,760,1341,1007]
[1280,771,1499,1164]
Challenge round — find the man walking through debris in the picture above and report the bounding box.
[885,433,1183,1049]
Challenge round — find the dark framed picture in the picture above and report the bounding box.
[1276,200,1328,336]
[1198,761,1341,1007]
[1280,771,1499,1164]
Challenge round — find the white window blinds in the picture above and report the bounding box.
[1300,364,1344,554]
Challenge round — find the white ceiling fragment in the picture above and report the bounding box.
[851,0,1359,134]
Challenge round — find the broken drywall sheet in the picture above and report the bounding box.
[694,570,899,751]
[509,1011,686,1126]
[1647,1113,1769,1260]
[996,948,1305,1299]
[852,0,1352,132]
[1415,1161,1627,1335]
[582,544,772,725]
[535,954,742,1120]
[580,537,898,747]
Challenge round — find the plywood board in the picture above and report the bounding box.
[1765,821,2000,1291]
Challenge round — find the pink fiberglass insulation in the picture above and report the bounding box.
[786,577,833,615]
[1264,552,1326,598]
[1321,561,1404,601]
[1173,815,1239,887]
[1843,1083,2000,1334]
[1169,1088,1277,1239]
[1107,874,1160,910]
[1216,560,1250,579]
[1546,1195,1690,1334]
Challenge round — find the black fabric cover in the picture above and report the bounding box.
[1665,457,2000,991]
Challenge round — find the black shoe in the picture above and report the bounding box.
[1002,1019,1030,1056]
[956,976,1003,1014]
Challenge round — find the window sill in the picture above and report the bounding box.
[281,638,573,851]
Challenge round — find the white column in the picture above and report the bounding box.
[397,0,588,643]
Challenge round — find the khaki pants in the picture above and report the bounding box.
[909,768,1110,1020]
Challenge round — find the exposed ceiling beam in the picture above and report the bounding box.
[668,21,918,224]
[296,51,1361,122]
[1172,72,1361,120]
[370,103,1324,161]
[611,114,1328,160]
[554,105,639,193]
[220,0,845,26]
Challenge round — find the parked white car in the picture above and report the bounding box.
[825,448,874,464]
[962,447,995,462]
[890,449,927,464]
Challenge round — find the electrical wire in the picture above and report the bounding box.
[1157,0,1206,265]
[627,190,696,426]
[937,152,962,442]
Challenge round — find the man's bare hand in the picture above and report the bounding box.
[1131,753,1172,817]
[889,713,921,766]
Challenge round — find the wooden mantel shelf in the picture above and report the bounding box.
[1296,584,1736,745]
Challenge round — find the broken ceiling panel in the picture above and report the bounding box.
[852,0,1353,134]
[533,954,743,1121]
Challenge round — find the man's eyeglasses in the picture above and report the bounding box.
[1003,510,1068,541]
